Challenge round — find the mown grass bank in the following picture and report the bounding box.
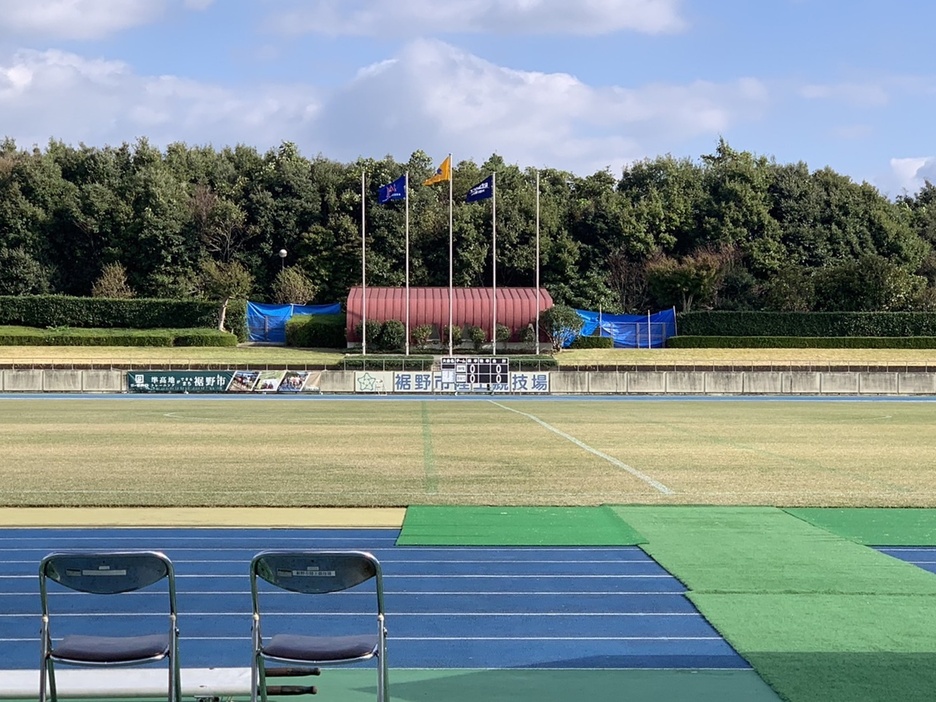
[3,345,936,368]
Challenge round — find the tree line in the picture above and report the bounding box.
[1,135,934,316]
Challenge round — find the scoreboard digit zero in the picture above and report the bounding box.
[440,357,510,391]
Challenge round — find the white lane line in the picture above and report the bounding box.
[2,611,701,618]
[489,400,673,494]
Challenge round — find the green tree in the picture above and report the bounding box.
[813,254,926,311]
[197,259,253,331]
[762,266,815,312]
[271,266,317,304]
[411,324,433,350]
[539,304,583,352]
[91,262,135,298]
[377,319,406,352]
[0,247,51,295]
[645,249,727,312]
[698,139,783,276]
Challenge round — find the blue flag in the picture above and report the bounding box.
[466,175,493,203]
[378,175,406,204]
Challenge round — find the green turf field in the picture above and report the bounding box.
[1,398,934,508]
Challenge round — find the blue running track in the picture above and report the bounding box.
[877,546,936,575]
[0,528,748,671]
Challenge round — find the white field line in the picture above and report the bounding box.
[489,400,674,495]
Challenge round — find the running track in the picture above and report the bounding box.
[0,528,745,671]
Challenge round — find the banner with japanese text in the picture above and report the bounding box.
[353,371,550,394]
[127,370,323,394]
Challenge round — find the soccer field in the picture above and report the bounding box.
[1,396,935,508]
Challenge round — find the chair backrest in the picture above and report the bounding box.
[251,550,383,609]
[39,551,176,614]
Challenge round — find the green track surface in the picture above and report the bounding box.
[395,505,646,545]
[691,594,936,702]
[785,507,936,545]
[317,668,783,702]
[612,506,936,594]
[612,506,936,702]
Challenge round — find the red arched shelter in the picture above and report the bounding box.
[345,286,553,343]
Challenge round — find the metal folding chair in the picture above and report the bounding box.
[38,550,180,702]
[250,550,389,702]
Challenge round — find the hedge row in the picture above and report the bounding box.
[569,335,615,350]
[0,295,248,341]
[677,311,936,338]
[286,314,347,349]
[0,327,238,347]
[667,335,936,349]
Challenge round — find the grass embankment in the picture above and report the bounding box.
[3,345,936,367]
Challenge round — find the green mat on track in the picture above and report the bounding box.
[785,507,936,545]
[611,505,936,594]
[396,505,646,546]
[691,594,936,702]
[611,506,936,702]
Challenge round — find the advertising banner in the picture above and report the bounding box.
[128,370,324,394]
[354,370,550,394]
[127,371,234,393]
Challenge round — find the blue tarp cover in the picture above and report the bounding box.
[571,308,677,348]
[247,301,342,343]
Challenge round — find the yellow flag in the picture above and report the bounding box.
[423,155,451,186]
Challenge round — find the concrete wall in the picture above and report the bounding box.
[2,368,935,395]
[1,369,124,393]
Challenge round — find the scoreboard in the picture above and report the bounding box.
[440,357,510,390]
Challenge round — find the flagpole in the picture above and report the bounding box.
[535,169,541,356]
[361,168,367,355]
[448,153,454,356]
[404,171,410,356]
[492,171,497,356]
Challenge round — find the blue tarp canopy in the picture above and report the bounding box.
[570,308,677,349]
[247,301,342,343]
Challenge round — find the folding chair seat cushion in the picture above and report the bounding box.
[264,633,378,662]
[54,633,170,663]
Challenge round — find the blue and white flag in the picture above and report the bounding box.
[378,175,406,204]
[465,175,493,203]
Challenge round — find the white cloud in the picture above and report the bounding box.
[266,0,686,37]
[888,157,936,195]
[0,0,164,40]
[312,40,768,174]
[0,40,768,176]
[0,0,215,40]
[0,49,320,149]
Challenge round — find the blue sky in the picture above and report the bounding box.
[0,0,933,197]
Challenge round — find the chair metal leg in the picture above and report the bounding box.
[38,660,47,702]
[252,654,270,702]
[378,617,389,702]
[45,659,58,702]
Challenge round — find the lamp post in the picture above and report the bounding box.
[278,248,287,271]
